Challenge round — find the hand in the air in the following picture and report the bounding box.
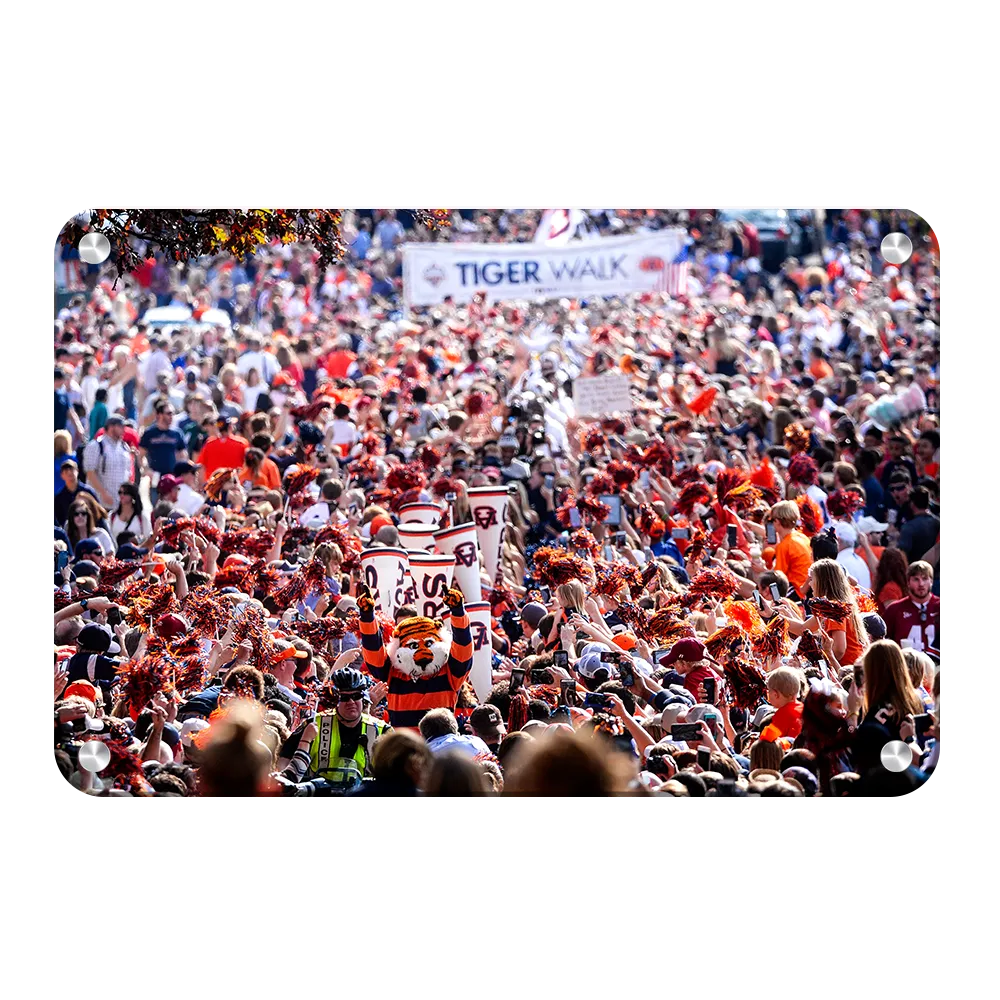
[356,585,375,614]
[441,587,465,611]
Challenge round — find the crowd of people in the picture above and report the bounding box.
[52,208,940,796]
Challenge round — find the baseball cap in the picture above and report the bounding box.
[155,613,189,639]
[77,622,121,655]
[63,680,99,703]
[272,371,296,389]
[782,766,819,796]
[660,703,688,729]
[469,704,506,741]
[576,651,611,680]
[72,559,100,579]
[106,414,125,427]
[833,520,858,544]
[612,632,638,651]
[856,515,889,533]
[173,461,200,476]
[158,474,181,495]
[863,613,887,641]
[658,638,707,667]
[74,539,102,562]
[369,514,394,534]
[519,602,547,629]
[180,718,209,747]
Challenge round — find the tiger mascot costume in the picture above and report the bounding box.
[357,584,473,729]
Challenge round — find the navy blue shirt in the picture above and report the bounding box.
[55,389,70,431]
[862,475,887,521]
[139,427,187,475]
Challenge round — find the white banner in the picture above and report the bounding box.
[465,601,494,703]
[406,552,456,619]
[466,486,508,585]
[433,522,482,604]
[360,547,410,618]
[403,229,687,308]
[398,523,439,551]
[573,373,634,416]
[397,503,442,526]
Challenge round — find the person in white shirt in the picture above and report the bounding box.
[82,416,134,509]
[833,520,871,590]
[173,461,206,516]
[108,482,152,546]
[236,334,280,383]
[327,403,360,454]
[141,337,174,392]
[806,481,830,525]
[241,367,269,413]
[298,480,341,528]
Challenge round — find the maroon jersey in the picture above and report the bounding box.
[883,596,940,654]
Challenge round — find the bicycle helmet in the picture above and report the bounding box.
[331,667,366,693]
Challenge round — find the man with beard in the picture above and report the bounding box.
[882,561,940,655]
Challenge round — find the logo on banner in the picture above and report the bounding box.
[474,507,499,530]
[453,540,477,568]
[423,264,445,287]
[639,256,665,272]
[470,621,490,652]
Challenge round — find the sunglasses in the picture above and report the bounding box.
[336,692,364,703]
[72,512,88,518]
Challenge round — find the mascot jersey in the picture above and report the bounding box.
[358,589,473,729]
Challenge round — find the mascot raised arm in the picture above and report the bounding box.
[357,583,473,729]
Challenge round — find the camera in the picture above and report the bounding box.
[670,722,702,742]
[559,678,579,707]
[583,693,611,712]
[529,668,552,685]
[500,609,523,644]
[553,650,569,669]
[671,527,691,540]
[618,660,635,688]
[509,668,525,695]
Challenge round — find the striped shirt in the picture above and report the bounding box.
[359,604,473,729]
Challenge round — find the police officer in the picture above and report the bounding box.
[306,667,390,791]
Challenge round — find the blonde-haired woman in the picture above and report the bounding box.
[808,558,870,670]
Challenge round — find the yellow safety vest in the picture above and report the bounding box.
[310,712,386,785]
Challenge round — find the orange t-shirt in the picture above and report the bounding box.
[197,435,249,477]
[824,615,865,667]
[774,530,813,596]
[238,457,281,491]
[325,350,357,379]
[810,358,834,380]
[877,581,904,617]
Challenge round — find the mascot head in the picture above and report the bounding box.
[388,616,452,679]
